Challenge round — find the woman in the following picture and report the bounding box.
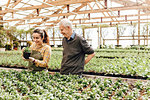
[22,29,51,71]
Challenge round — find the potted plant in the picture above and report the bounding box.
[13,41,20,50]
[5,42,13,50]
[23,47,31,59]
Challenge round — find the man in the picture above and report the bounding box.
[59,18,95,75]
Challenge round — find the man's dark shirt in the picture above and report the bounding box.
[60,33,94,75]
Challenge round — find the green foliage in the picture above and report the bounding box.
[0,49,150,78]
[0,29,6,48]
[5,43,13,50]
[0,70,149,99]
[23,47,31,53]
[0,42,4,48]
[13,41,19,47]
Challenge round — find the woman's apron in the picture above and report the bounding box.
[28,50,47,71]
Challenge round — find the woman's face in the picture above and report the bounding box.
[32,33,43,45]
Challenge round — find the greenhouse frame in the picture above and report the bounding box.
[0,0,150,99]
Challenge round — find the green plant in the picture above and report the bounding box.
[5,42,13,50]
[24,47,31,53]
[0,42,4,48]
[23,47,31,59]
[13,41,19,47]
[0,28,6,48]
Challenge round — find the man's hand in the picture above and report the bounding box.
[85,53,95,65]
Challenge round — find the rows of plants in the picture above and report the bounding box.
[95,49,150,53]
[0,69,149,99]
[95,49,150,58]
[100,45,150,50]
[1,50,150,59]
[0,50,61,68]
[2,49,150,58]
[40,48,150,58]
[0,51,21,55]
[2,48,150,54]
[85,57,150,78]
[95,52,150,58]
[0,50,150,79]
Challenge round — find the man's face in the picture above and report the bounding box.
[59,25,70,38]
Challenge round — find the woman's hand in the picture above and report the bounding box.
[28,57,35,62]
[22,56,33,61]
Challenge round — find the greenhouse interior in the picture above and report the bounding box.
[0,0,150,99]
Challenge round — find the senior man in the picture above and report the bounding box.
[59,18,95,75]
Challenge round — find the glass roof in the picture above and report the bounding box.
[0,0,149,29]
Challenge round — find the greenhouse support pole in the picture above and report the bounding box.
[26,31,27,41]
[147,24,148,45]
[0,7,3,28]
[98,27,100,48]
[144,36,145,46]
[103,39,105,45]
[100,27,102,47]
[82,28,85,38]
[132,26,135,45]
[53,28,55,46]
[138,10,140,45]
[117,25,119,45]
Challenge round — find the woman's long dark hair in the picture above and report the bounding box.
[33,29,50,45]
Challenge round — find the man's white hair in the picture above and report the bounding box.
[59,18,72,28]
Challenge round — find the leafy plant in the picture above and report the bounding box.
[23,47,31,59]
[5,42,13,50]
[23,47,31,53]
[13,41,19,47]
